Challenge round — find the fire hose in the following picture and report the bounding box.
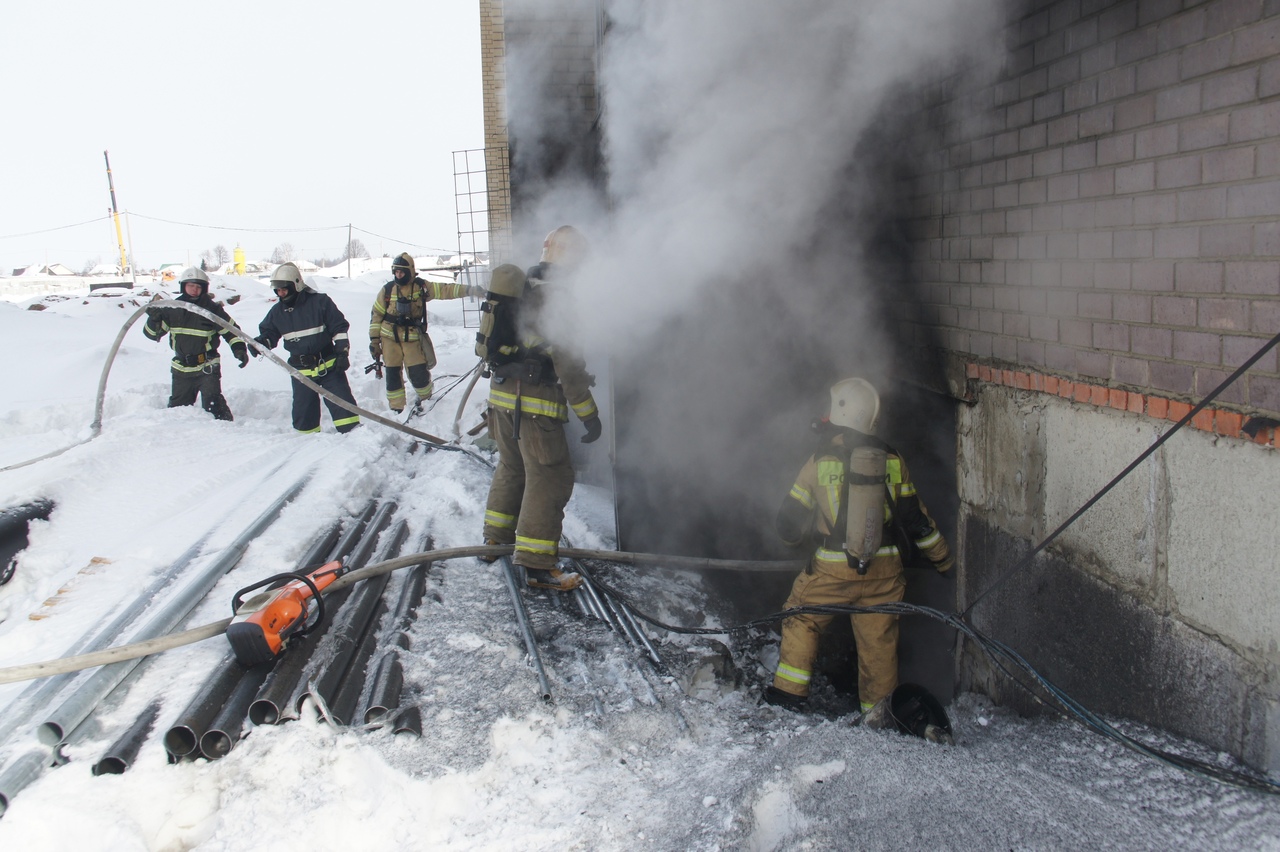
[1,300,490,473]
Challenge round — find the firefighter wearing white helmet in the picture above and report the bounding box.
[479,232,602,591]
[368,252,482,414]
[252,262,361,434]
[763,378,953,716]
[142,266,248,421]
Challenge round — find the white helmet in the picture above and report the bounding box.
[539,225,588,268]
[178,266,209,295]
[179,266,209,286]
[828,378,880,433]
[270,262,306,289]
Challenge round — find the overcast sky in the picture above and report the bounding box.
[0,0,484,273]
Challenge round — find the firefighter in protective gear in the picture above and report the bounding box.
[253,262,361,434]
[368,253,480,413]
[143,267,248,422]
[764,378,953,714]
[481,235,601,590]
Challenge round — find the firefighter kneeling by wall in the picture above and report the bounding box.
[764,377,954,726]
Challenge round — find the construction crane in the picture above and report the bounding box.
[103,150,128,274]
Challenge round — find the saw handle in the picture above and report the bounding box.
[230,571,325,636]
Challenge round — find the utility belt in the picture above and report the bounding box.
[176,352,214,367]
[491,355,557,387]
[386,315,422,329]
[290,346,335,370]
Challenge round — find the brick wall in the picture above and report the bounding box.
[903,0,1280,419]
[479,0,513,261]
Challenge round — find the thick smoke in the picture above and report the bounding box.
[507,0,1004,558]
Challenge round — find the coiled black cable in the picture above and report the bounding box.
[584,571,1280,796]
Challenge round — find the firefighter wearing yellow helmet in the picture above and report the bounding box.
[368,252,482,414]
[763,378,954,716]
[479,229,601,591]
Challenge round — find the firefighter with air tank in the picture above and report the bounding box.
[763,378,954,720]
[478,226,602,591]
[368,252,482,416]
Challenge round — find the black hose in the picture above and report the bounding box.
[580,568,1280,796]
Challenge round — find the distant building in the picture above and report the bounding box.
[11,263,76,277]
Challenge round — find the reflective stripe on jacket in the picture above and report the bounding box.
[258,290,350,363]
[369,277,468,343]
[143,295,245,371]
[486,333,597,424]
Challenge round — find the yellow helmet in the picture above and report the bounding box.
[829,378,880,433]
[539,225,588,267]
[391,252,416,278]
[487,263,526,298]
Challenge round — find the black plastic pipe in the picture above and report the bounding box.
[199,663,272,760]
[249,503,379,725]
[300,569,395,719]
[360,533,433,725]
[393,704,422,737]
[0,499,54,585]
[159,518,345,751]
[91,699,160,775]
[362,653,404,725]
[292,510,401,717]
[163,653,246,760]
[328,599,389,725]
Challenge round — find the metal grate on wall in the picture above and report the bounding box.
[453,147,511,328]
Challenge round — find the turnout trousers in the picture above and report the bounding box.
[482,406,575,571]
[381,332,436,411]
[291,367,360,434]
[773,556,906,710]
[169,364,232,421]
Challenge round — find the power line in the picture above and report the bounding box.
[0,216,112,240]
[127,212,346,233]
[350,225,456,255]
[0,212,464,259]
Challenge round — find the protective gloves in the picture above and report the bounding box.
[251,335,272,356]
[581,416,603,444]
[934,554,955,575]
[369,340,382,360]
[333,350,350,372]
[234,347,249,368]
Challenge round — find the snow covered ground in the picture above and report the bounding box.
[0,273,1278,850]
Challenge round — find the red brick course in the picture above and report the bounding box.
[967,360,1276,446]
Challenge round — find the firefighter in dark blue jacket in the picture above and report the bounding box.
[143,266,248,421]
[253,262,361,434]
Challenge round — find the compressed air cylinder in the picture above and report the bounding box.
[843,445,887,574]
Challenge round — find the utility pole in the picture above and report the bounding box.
[103,151,129,274]
[347,223,352,279]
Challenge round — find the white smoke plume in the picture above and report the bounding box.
[505,0,1005,556]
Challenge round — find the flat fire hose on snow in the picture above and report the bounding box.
[1,300,490,473]
[0,545,804,685]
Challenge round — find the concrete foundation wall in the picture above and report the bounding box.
[957,380,1280,771]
